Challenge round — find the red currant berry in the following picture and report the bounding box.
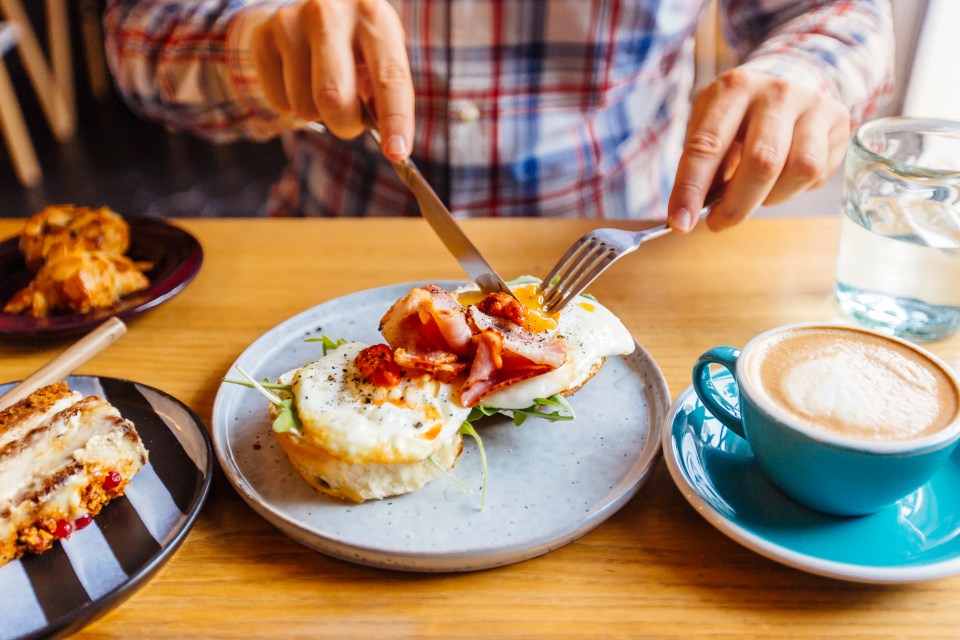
[55,519,74,539]
[74,514,93,530]
[103,471,122,490]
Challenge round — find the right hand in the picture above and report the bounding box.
[247,0,414,161]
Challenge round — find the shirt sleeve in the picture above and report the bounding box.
[103,0,295,142]
[718,0,895,126]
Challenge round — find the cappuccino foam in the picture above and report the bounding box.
[746,327,959,441]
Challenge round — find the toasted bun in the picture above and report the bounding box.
[268,366,464,503]
[560,357,605,397]
[274,428,463,503]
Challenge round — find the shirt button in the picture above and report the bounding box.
[456,102,481,123]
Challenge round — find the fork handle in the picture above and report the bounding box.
[642,182,724,240]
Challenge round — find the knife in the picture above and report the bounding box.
[359,106,518,298]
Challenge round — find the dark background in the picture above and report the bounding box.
[0,1,285,219]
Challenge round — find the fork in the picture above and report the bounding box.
[538,186,724,313]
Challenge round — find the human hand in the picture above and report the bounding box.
[667,68,850,232]
[246,0,414,161]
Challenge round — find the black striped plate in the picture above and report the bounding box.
[0,376,213,640]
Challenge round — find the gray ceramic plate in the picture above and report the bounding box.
[211,281,669,572]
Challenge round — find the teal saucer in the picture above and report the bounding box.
[663,372,960,583]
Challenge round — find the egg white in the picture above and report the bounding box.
[481,295,635,409]
[290,341,470,465]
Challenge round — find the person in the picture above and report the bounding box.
[102,0,893,231]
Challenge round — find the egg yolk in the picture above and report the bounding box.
[458,283,558,332]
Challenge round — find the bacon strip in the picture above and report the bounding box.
[380,285,473,356]
[393,348,468,382]
[378,284,569,407]
[468,307,566,368]
[459,332,556,407]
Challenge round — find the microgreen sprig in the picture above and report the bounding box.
[230,365,302,434]
[458,421,488,511]
[457,393,576,510]
[304,335,348,355]
[427,456,471,494]
[221,378,292,392]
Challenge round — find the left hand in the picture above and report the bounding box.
[667,68,851,232]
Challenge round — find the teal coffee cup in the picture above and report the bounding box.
[692,324,960,516]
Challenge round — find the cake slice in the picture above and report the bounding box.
[0,382,149,566]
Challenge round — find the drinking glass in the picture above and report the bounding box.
[835,117,960,341]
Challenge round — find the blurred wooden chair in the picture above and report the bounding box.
[0,0,75,140]
[0,21,41,187]
[0,0,78,187]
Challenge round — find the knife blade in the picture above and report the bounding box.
[360,106,518,298]
[387,156,516,296]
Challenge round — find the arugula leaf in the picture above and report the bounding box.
[472,394,576,427]
[304,335,347,355]
[271,397,302,433]
[458,422,488,511]
[466,404,500,423]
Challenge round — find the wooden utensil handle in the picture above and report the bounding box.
[0,317,126,411]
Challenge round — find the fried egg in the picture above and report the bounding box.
[288,341,470,465]
[458,280,635,410]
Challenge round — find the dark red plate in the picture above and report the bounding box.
[0,217,202,338]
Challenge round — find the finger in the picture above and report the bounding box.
[251,22,289,113]
[355,1,414,160]
[707,84,801,231]
[721,141,743,183]
[668,71,753,233]
[355,62,374,104]
[762,109,828,205]
[306,1,362,138]
[273,4,319,119]
[810,114,851,190]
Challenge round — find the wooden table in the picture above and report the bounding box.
[2,216,959,639]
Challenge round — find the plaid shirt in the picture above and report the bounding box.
[104,0,893,218]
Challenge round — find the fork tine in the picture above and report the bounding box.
[540,234,593,293]
[541,242,615,311]
[542,245,607,308]
[539,238,603,308]
[545,252,618,312]
[543,243,618,313]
